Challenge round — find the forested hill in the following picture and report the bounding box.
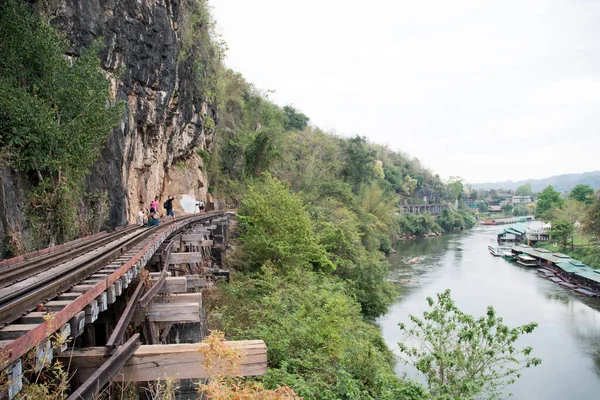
[0,1,476,398]
[472,171,600,192]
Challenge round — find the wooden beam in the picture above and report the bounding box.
[186,275,213,289]
[146,303,200,323]
[62,340,267,382]
[151,276,187,294]
[154,293,202,305]
[181,234,212,243]
[168,252,204,264]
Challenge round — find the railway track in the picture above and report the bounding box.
[0,225,141,291]
[0,212,226,373]
[0,225,153,326]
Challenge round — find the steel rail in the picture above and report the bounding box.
[0,226,160,325]
[138,236,179,308]
[0,225,142,288]
[0,211,225,368]
[66,333,141,400]
[105,281,145,349]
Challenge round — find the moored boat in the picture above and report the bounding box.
[537,269,555,278]
[516,254,537,267]
[488,246,513,257]
[574,288,600,297]
[558,281,578,290]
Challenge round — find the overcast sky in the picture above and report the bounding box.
[212,0,600,184]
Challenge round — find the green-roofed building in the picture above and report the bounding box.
[497,223,527,243]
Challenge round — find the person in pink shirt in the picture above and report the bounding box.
[150,196,159,213]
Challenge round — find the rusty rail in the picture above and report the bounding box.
[105,281,145,350]
[0,224,141,289]
[0,226,160,325]
[66,333,141,400]
[0,212,225,369]
[138,236,178,308]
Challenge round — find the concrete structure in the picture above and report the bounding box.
[512,196,532,205]
[402,204,448,215]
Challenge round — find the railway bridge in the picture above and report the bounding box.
[402,203,448,215]
[0,211,266,399]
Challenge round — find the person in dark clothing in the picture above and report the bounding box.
[164,195,175,221]
[147,211,159,227]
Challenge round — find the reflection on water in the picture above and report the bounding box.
[377,226,600,399]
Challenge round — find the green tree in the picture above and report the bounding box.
[342,135,376,192]
[214,270,420,399]
[550,219,575,249]
[515,183,533,196]
[282,105,309,131]
[535,186,564,221]
[401,175,418,196]
[238,174,333,272]
[398,290,541,400]
[570,184,595,205]
[501,203,513,216]
[477,201,488,213]
[0,0,125,245]
[244,130,279,177]
[448,181,464,203]
[583,192,600,239]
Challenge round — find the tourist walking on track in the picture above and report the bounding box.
[164,195,175,221]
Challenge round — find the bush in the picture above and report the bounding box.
[211,270,417,399]
[237,174,333,272]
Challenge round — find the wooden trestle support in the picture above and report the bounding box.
[0,211,266,399]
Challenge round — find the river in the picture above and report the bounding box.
[377,225,600,399]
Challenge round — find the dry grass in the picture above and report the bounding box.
[196,331,300,400]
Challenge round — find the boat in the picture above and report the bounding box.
[574,288,600,297]
[537,269,555,278]
[502,251,517,261]
[558,281,578,290]
[488,246,513,257]
[516,254,537,267]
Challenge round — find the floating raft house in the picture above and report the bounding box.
[497,223,527,242]
[510,245,600,297]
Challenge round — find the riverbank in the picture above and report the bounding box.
[378,226,600,399]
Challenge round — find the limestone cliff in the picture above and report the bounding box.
[45,0,217,225]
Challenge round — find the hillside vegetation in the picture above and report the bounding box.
[0,1,481,398]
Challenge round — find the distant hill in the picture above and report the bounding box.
[471,171,600,193]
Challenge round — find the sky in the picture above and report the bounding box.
[211,0,600,184]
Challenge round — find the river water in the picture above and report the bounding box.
[377,225,600,399]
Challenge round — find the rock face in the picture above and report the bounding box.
[46,0,216,225]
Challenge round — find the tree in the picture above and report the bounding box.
[515,183,533,197]
[401,175,418,196]
[0,0,125,245]
[238,174,333,272]
[535,186,563,221]
[398,290,541,400]
[553,199,586,225]
[501,203,513,216]
[477,201,488,213]
[570,184,595,205]
[550,219,575,249]
[282,105,309,131]
[513,204,529,216]
[583,192,600,239]
[342,135,376,192]
[244,130,279,177]
[448,180,464,204]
